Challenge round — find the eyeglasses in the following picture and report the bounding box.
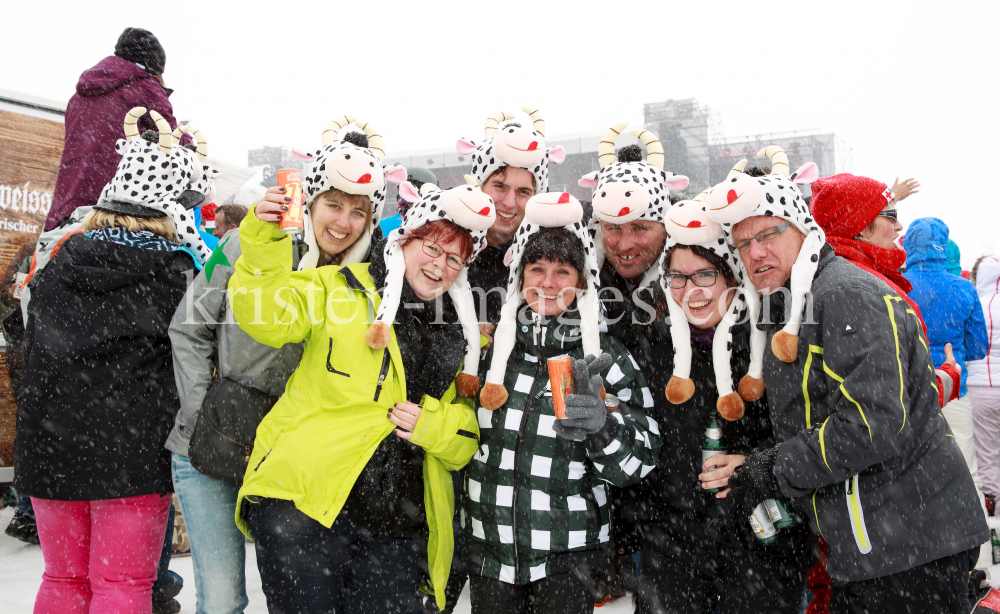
[732,222,792,254]
[664,270,722,289]
[421,240,467,271]
[878,209,898,221]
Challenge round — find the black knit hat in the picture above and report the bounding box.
[115,28,166,75]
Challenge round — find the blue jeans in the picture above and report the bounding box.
[172,453,248,614]
[244,496,423,614]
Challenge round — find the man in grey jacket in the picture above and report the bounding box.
[711,151,988,614]
[166,227,302,614]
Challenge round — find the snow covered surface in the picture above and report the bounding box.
[0,506,633,613]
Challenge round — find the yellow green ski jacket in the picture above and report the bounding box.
[229,211,479,609]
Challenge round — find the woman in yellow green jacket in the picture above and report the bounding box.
[229,173,497,613]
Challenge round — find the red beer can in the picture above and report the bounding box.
[276,169,304,234]
[548,354,574,419]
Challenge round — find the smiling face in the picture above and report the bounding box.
[667,247,736,329]
[600,219,667,282]
[733,215,805,294]
[323,144,385,198]
[310,190,371,260]
[401,232,466,301]
[522,257,583,317]
[483,166,535,245]
[493,124,547,169]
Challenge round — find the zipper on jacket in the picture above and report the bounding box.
[254,448,272,472]
[845,475,872,554]
[510,363,547,583]
[373,349,391,401]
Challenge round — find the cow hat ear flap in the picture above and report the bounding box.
[660,249,695,404]
[448,269,482,398]
[771,230,824,362]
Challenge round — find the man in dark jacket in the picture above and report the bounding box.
[46,27,183,230]
[719,157,988,614]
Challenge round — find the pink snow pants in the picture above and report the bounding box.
[30,494,171,614]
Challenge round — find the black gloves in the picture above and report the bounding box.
[554,353,612,442]
[727,445,782,514]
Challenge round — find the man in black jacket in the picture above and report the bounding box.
[717,150,988,614]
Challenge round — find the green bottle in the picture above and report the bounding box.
[701,414,726,494]
[764,498,798,530]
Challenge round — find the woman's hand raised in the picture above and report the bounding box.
[254,186,292,223]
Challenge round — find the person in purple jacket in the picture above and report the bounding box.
[46,27,184,231]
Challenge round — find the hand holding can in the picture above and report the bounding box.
[276,169,304,234]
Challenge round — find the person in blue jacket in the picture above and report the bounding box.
[904,218,990,549]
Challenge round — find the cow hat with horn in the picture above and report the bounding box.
[457,107,566,193]
[294,116,407,270]
[479,190,602,411]
[660,184,761,421]
[704,146,821,365]
[365,179,496,398]
[580,122,690,289]
[99,106,179,214]
[167,123,220,264]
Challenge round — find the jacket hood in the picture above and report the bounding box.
[947,239,963,275]
[976,257,1000,296]
[62,235,191,295]
[903,217,949,271]
[76,55,158,97]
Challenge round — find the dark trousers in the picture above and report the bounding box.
[634,513,809,614]
[468,571,598,614]
[829,548,977,614]
[245,497,422,614]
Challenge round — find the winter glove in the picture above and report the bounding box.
[726,445,782,517]
[554,353,613,442]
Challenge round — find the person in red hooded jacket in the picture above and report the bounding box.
[803,173,962,614]
[46,28,184,231]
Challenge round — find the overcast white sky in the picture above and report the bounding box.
[3,0,997,266]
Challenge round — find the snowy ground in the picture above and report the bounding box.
[0,506,633,613]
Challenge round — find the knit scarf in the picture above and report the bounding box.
[826,236,911,293]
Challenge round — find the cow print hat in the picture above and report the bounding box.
[479,191,602,411]
[365,179,496,399]
[457,107,566,194]
[294,117,407,270]
[704,147,821,365]
[96,107,214,266]
[580,122,689,289]
[659,188,755,421]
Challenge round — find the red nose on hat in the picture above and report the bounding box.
[687,220,703,228]
[528,141,538,151]
[478,207,491,216]
[617,207,631,217]
[727,189,739,205]
[357,173,372,184]
[558,192,570,204]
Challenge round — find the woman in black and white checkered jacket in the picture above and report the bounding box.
[463,226,661,614]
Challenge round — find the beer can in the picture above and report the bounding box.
[276,169,304,234]
[750,502,778,544]
[604,394,620,412]
[548,354,574,419]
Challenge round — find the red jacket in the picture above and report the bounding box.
[46,56,181,230]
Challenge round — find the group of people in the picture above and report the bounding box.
[5,26,999,614]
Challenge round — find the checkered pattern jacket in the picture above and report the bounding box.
[463,307,661,585]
